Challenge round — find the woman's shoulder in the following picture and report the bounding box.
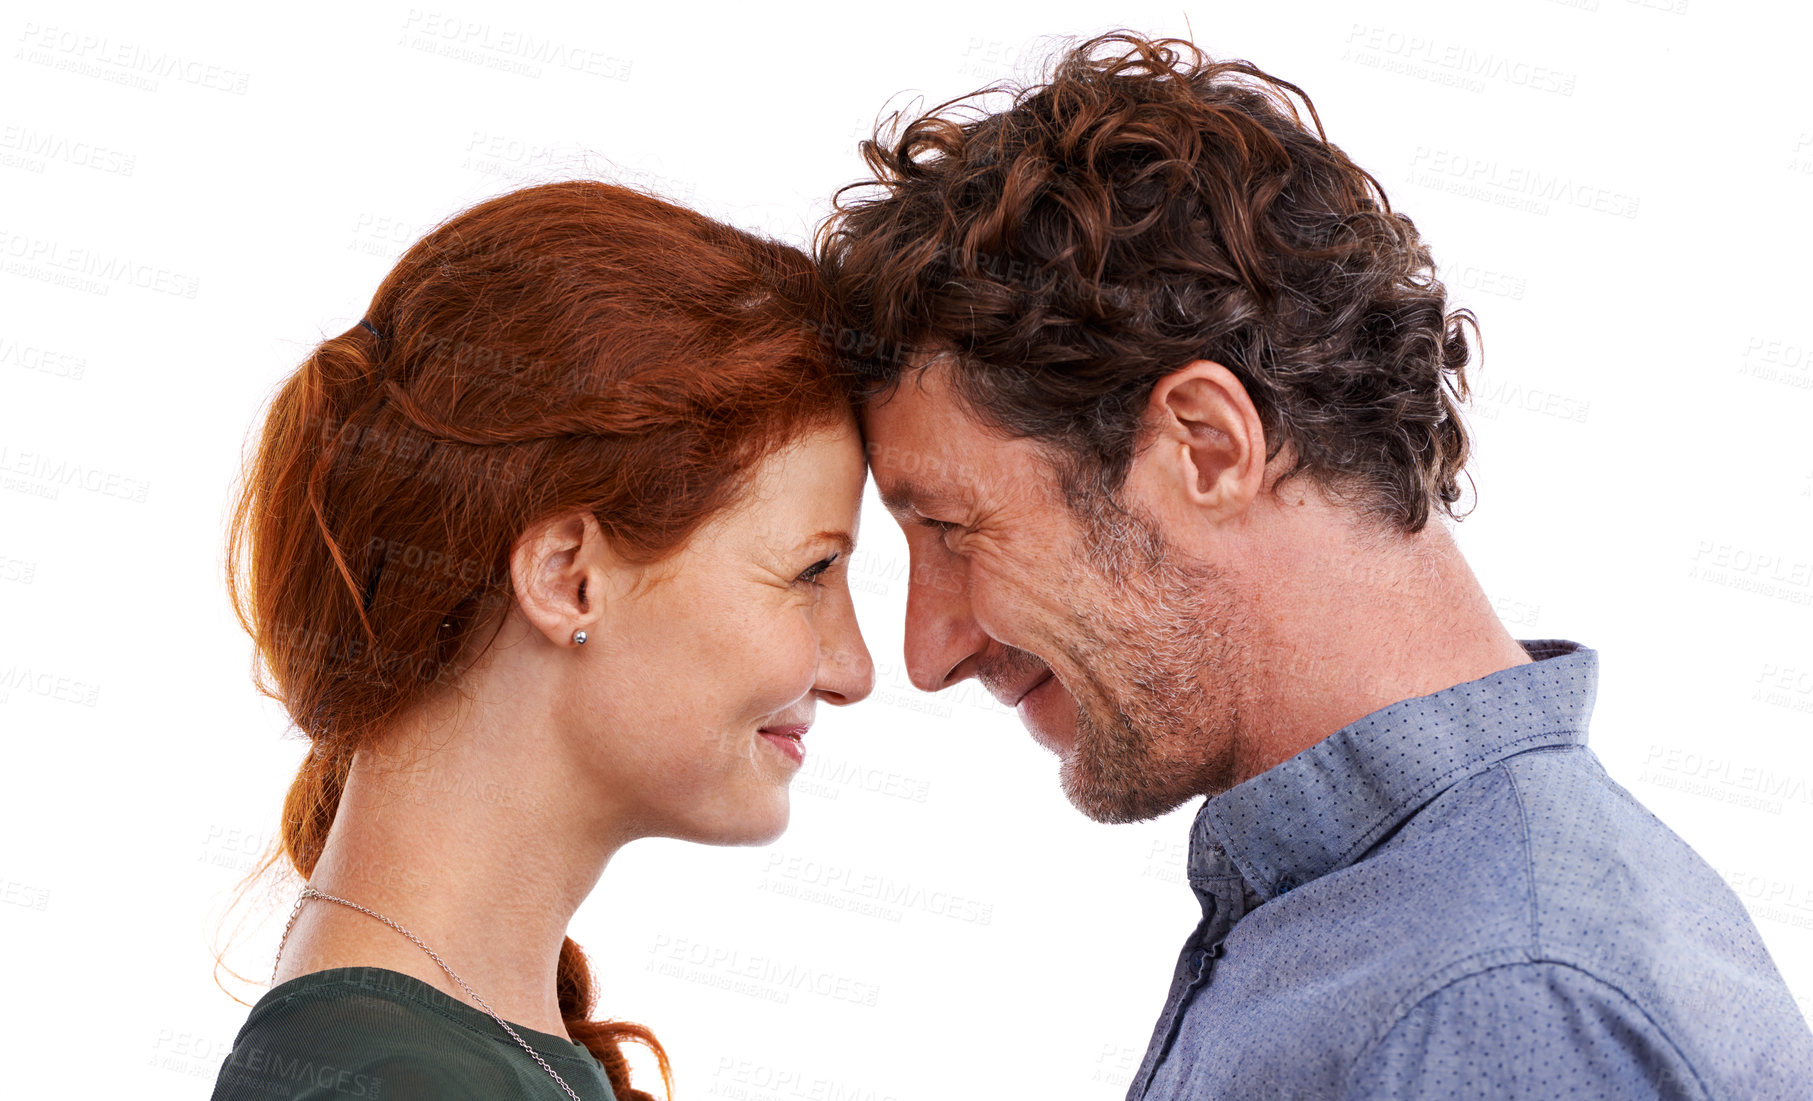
[209,966,615,1101]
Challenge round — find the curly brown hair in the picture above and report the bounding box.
[817,31,1477,532]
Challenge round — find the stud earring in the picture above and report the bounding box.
[572,629,588,645]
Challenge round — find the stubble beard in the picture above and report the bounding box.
[1057,504,1252,824]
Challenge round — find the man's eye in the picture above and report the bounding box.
[797,553,840,586]
[918,517,960,534]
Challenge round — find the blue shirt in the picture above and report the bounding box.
[1126,639,1813,1100]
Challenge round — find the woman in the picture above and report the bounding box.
[213,180,875,1101]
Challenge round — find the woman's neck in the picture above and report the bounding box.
[272,699,622,1038]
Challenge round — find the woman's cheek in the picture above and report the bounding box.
[766,614,824,708]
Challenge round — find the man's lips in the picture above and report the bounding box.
[1011,671,1055,707]
[1014,670,1076,756]
[978,647,1059,709]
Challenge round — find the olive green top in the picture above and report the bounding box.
[210,966,617,1101]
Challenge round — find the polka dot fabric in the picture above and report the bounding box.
[1124,641,1813,1101]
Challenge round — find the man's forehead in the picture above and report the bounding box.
[864,421,988,521]
[860,353,1030,517]
[861,363,961,501]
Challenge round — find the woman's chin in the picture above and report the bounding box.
[738,799,792,846]
[681,796,792,847]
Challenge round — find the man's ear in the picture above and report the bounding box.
[510,510,623,646]
[1135,360,1268,523]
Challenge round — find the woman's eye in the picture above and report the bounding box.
[797,553,840,586]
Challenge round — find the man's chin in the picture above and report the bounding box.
[1025,723,1076,757]
[1057,753,1194,825]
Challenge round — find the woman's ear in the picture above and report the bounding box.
[510,510,623,646]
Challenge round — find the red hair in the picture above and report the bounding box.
[226,180,850,1100]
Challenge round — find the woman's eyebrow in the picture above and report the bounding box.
[803,530,855,556]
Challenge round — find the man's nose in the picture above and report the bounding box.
[902,552,988,693]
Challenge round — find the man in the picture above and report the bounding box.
[816,31,1813,1100]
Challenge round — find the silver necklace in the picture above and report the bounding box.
[272,884,584,1101]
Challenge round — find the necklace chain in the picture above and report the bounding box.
[273,885,584,1101]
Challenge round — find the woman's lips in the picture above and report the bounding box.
[758,725,807,765]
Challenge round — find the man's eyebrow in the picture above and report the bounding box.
[877,478,945,517]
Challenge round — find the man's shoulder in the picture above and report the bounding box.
[1341,950,1813,1100]
[1261,745,1813,1094]
[1347,957,1706,1098]
[1343,745,1784,980]
[1492,745,1772,966]
[1230,743,1796,1016]
[1199,749,1813,1096]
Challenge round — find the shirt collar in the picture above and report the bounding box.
[1188,639,1599,907]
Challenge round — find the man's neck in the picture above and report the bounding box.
[1228,515,1532,788]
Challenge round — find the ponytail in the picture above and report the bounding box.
[558,937,675,1101]
[280,741,352,879]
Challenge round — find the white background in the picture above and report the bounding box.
[3,1,1811,1098]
